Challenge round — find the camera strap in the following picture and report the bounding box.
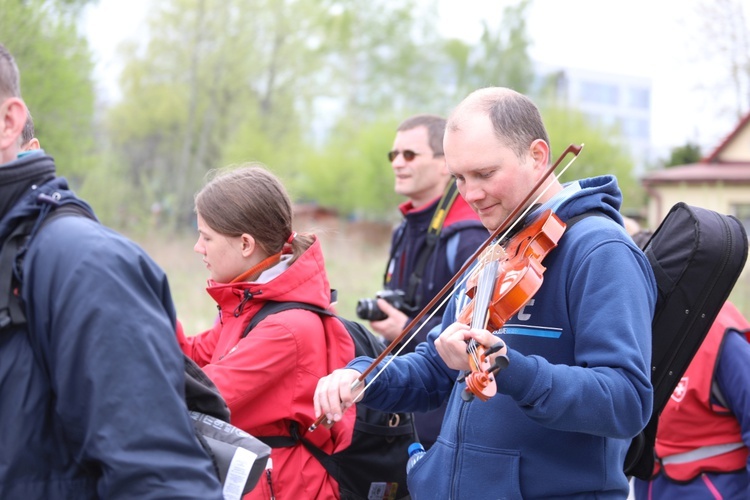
[404,179,459,307]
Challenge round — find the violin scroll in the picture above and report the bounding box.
[459,339,509,402]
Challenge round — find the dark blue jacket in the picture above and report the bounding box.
[384,192,487,448]
[0,152,223,499]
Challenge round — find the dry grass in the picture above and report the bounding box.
[132,215,393,335]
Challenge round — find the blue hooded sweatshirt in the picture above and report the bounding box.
[349,175,656,499]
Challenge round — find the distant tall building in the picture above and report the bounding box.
[534,63,652,174]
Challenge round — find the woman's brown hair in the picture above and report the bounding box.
[194,164,314,263]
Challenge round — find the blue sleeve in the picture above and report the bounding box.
[716,330,750,485]
[348,291,462,413]
[25,217,223,499]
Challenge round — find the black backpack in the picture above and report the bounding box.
[243,300,417,500]
[620,203,748,479]
[595,203,748,479]
[567,204,748,479]
[0,199,271,498]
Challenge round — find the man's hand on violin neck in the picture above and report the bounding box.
[314,368,362,424]
[435,324,507,371]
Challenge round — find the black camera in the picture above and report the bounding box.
[356,290,408,321]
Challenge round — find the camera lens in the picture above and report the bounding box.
[356,298,388,321]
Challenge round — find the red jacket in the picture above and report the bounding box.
[178,237,355,499]
[655,301,750,481]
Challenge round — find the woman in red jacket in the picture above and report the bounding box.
[178,164,355,499]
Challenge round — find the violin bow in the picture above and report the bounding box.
[310,143,583,431]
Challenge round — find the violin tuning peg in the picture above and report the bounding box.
[461,389,475,402]
[489,354,510,375]
[484,339,506,356]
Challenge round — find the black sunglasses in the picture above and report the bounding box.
[388,149,419,162]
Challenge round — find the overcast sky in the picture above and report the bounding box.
[83,0,744,157]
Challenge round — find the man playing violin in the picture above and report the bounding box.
[314,86,656,499]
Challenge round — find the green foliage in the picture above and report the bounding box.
[542,105,644,210]
[98,0,645,224]
[664,141,702,167]
[294,118,401,219]
[439,0,535,106]
[108,0,342,229]
[0,0,96,183]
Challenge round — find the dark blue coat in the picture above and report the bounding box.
[383,193,487,449]
[0,153,222,499]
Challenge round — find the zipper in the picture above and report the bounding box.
[449,398,470,499]
[265,458,276,500]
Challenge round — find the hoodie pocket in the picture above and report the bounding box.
[407,439,522,500]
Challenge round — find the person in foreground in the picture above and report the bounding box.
[369,113,487,449]
[314,86,657,498]
[633,300,750,499]
[0,43,222,498]
[178,165,355,499]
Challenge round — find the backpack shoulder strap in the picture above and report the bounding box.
[241,300,330,339]
[0,203,95,331]
[246,300,348,479]
[0,217,38,329]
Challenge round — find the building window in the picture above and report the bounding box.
[622,118,650,139]
[579,81,619,106]
[628,87,650,109]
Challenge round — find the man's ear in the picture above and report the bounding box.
[24,137,40,151]
[529,139,550,170]
[0,97,26,153]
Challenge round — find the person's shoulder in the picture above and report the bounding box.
[442,197,484,234]
[29,215,156,275]
[562,211,632,244]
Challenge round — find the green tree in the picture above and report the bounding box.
[665,141,702,167]
[692,0,750,121]
[0,0,96,185]
[440,0,535,106]
[542,105,644,211]
[293,118,401,220]
[109,0,350,229]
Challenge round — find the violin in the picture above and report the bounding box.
[456,208,566,401]
[309,144,583,432]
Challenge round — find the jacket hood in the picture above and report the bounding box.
[0,173,94,243]
[205,236,331,311]
[554,175,624,226]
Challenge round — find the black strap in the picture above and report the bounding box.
[258,422,339,476]
[245,303,341,478]
[242,299,333,339]
[404,179,460,307]
[0,204,95,331]
[0,218,37,329]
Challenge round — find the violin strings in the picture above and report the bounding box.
[358,146,583,395]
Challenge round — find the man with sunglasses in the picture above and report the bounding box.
[367,114,487,450]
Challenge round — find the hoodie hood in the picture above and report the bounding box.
[553,175,624,226]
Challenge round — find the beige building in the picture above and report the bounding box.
[641,111,750,234]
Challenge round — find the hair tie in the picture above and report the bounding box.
[287,231,297,244]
